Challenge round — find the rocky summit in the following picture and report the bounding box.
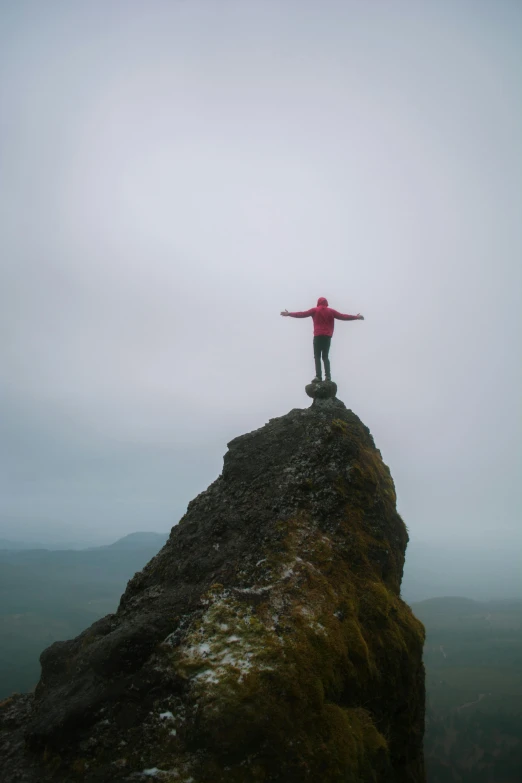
[0,389,425,783]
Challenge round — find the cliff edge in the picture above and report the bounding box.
[0,392,425,782]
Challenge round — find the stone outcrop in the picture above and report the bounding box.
[305,379,338,400]
[0,390,425,783]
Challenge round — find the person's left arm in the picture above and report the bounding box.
[331,310,364,321]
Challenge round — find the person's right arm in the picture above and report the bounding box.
[281,308,315,317]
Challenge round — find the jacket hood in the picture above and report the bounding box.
[317,297,329,307]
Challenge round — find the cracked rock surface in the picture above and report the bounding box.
[0,395,425,783]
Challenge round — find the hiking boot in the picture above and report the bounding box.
[311,376,322,383]
[325,376,331,382]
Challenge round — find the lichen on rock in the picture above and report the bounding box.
[0,393,425,783]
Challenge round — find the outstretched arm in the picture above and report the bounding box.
[331,310,364,321]
[280,308,315,318]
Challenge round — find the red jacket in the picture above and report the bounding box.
[288,297,359,336]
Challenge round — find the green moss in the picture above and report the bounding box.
[150,484,423,781]
[42,746,62,773]
[331,418,349,436]
[70,758,88,776]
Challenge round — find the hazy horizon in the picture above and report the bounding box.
[1,2,521,558]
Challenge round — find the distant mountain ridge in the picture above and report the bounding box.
[0,538,46,551]
[101,532,169,549]
[0,531,169,552]
[402,540,522,602]
[0,531,170,700]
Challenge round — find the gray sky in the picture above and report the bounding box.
[1,0,521,550]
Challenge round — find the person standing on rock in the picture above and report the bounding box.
[281,297,364,382]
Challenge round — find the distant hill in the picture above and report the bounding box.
[403,540,522,602]
[102,532,169,549]
[0,538,45,551]
[0,531,169,699]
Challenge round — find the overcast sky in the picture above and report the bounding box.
[1,0,520,550]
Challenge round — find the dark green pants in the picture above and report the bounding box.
[313,335,331,379]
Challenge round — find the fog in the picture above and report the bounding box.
[1,1,521,570]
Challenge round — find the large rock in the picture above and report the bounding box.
[305,379,338,399]
[0,398,425,783]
